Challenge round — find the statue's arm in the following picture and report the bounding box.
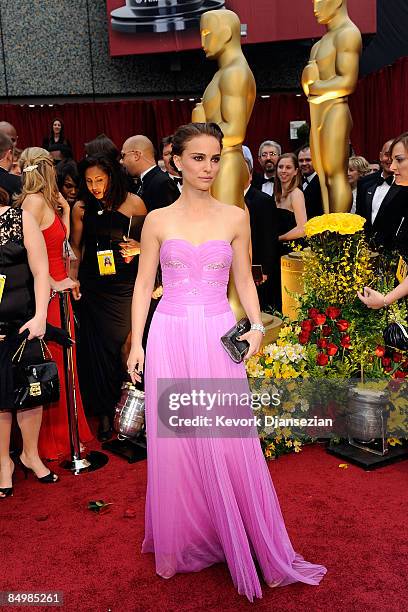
[192,101,206,123]
[218,67,251,147]
[308,29,361,102]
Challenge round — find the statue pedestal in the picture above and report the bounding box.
[281,253,305,320]
[261,311,282,347]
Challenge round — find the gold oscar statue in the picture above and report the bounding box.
[192,8,256,318]
[192,9,256,208]
[301,0,362,213]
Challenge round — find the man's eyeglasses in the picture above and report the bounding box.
[120,150,137,160]
[261,152,278,158]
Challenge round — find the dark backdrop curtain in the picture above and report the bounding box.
[0,56,406,166]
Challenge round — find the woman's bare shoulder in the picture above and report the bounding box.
[22,193,47,208]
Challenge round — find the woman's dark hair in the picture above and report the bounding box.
[78,155,128,211]
[390,132,408,156]
[170,122,223,171]
[49,118,65,143]
[84,134,119,163]
[56,160,79,191]
[0,186,10,207]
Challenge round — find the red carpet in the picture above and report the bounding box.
[1,443,407,612]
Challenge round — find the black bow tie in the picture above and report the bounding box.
[262,177,274,184]
[377,175,393,186]
[173,177,182,186]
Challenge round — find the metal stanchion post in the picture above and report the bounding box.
[58,290,108,474]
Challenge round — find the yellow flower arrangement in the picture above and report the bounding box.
[304,213,366,238]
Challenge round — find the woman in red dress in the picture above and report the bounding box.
[16,147,93,460]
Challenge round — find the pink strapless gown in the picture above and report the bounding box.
[142,239,326,601]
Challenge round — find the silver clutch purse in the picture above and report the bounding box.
[220,317,250,363]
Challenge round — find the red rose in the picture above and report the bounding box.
[308,308,320,318]
[384,366,392,373]
[313,314,327,326]
[375,346,386,358]
[336,320,350,332]
[382,357,391,368]
[301,319,314,332]
[316,353,329,366]
[298,332,310,345]
[322,325,332,337]
[326,307,341,319]
[340,335,351,349]
[317,338,328,349]
[394,370,407,379]
[393,353,403,363]
[326,343,339,357]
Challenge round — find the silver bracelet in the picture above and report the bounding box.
[250,322,266,336]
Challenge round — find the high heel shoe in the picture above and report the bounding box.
[97,415,113,442]
[0,460,14,498]
[17,455,59,484]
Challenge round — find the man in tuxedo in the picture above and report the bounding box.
[120,135,179,212]
[251,140,281,196]
[243,152,280,309]
[0,132,21,198]
[160,135,182,193]
[298,145,323,219]
[355,139,403,250]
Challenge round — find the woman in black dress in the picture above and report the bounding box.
[0,187,57,498]
[42,118,71,152]
[71,156,146,440]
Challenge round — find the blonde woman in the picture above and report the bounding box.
[16,148,92,461]
[348,156,370,213]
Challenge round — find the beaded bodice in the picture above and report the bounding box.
[160,239,232,306]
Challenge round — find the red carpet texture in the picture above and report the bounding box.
[1,443,407,612]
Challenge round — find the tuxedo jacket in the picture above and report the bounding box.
[355,170,381,218]
[251,171,275,192]
[244,185,279,275]
[139,166,179,212]
[358,180,408,250]
[0,167,21,199]
[302,174,323,219]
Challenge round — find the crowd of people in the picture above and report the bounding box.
[1,114,408,600]
[1,117,408,488]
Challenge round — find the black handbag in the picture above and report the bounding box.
[221,318,251,363]
[12,338,60,410]
[383,321,408,351]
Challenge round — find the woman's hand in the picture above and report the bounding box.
[57,192,70,212]
[357,287,386,309]
[19,315,46,340]
[127,344,144,384]
[119,237,141,262]
[238,329,263,361]
[51,277,78,292]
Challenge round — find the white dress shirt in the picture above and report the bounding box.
[261,175,274,196]
[302,171,317,191]
[350,187,357,214]
[371,175,393,224]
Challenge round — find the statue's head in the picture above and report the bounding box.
[313,0,345,25]
[200,9,241,59]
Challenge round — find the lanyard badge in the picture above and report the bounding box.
[0,274,6,303]
[97,250,116,276]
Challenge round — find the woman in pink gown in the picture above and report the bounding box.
[127,123,326,601]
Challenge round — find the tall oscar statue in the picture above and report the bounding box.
[301,0,362,214]
[192,8,256,318]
